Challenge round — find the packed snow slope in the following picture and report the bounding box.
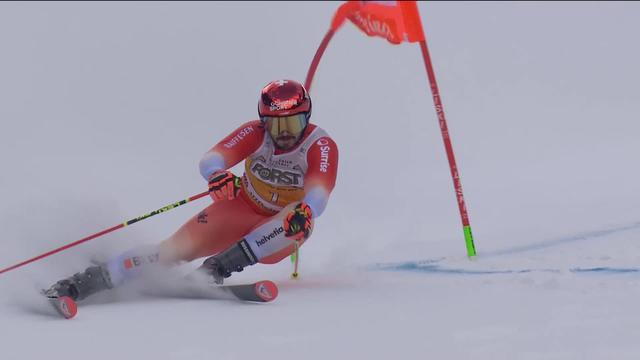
[1,2,640,359]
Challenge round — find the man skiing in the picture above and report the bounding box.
[44,79,339,303]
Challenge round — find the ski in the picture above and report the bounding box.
[42,292,78,319]
[40,276,278,319]
[216,280,279,302]
[141,277,279,303]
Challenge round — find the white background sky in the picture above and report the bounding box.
[1,2,640,359]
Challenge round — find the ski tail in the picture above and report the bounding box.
[47,295,78,319]
[226,280,278,302]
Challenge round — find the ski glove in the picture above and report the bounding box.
[208,170,241,201]
[283,202,313,241]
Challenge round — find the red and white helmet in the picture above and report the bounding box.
[258,80,312,150]
[258,79,311,119]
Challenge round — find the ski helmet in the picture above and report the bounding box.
[258,79,311,150]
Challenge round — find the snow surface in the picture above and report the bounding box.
[2,2,640,359]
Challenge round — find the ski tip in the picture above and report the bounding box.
[55,296,78,319]
[254,280,278,302]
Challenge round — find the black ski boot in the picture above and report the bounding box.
[44,266,113,302]
[197,239,257,284]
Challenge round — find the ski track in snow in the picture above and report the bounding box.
[372,220,640,275]
[373,262,640,275]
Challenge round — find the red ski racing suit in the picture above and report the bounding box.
[106,120,338,286]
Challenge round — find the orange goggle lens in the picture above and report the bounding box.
[262,114,308,139]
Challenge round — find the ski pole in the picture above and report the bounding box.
[0,190,210,275]
[290,241,300,279]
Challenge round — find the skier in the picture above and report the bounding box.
[44,79,339,302]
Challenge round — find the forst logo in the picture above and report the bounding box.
[255,226,284,247]
[251,162,302,185]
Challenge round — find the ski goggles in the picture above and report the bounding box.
[261,113,309,139]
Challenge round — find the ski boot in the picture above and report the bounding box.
[44,265,113,302]
[197,239,257,285]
